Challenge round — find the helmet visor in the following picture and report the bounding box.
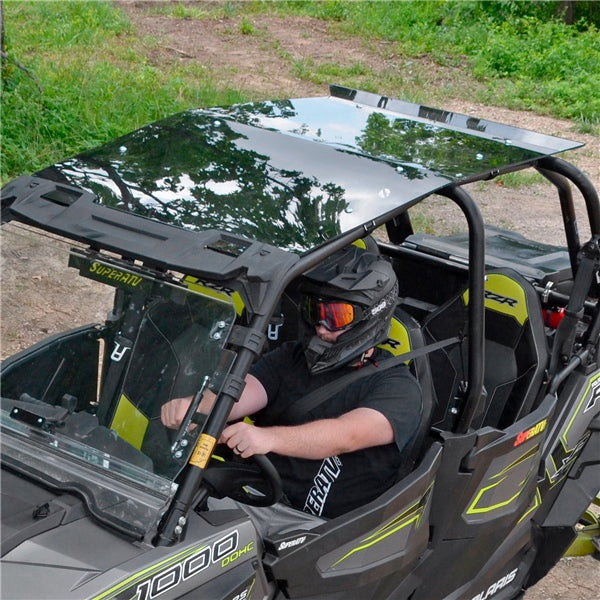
[301,296,363,331]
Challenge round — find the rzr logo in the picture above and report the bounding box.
[549,434,589,484]
[383,337,403,351]
[485,290,518,307]
[584,376,600,413]
[188,277,234,295]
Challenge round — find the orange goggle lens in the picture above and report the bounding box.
[302,297,357,331]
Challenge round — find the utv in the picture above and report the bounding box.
[1,85,598,600]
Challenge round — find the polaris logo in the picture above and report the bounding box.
[470,568,518,600]
[277,536,307,551]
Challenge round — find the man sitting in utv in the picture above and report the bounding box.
[162,246,422,519]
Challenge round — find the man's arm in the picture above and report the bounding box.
[161,374,268,428]
[220,407,394,459]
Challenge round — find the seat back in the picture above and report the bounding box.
[379,307,435,465]
[478,269,549,427]
[422,268,549,431]
[421,291,469,430]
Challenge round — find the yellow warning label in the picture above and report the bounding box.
[190,433,217,468]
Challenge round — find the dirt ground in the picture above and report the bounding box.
[119,0,599,247]
[1,1,598,597]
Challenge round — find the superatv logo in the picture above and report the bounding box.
[470,568,518,600]
[514,419,547,447]
[89,262,143,287]
[303,456,342,516]
[277,535,307,551]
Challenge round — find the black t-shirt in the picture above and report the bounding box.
[249,341,422,518]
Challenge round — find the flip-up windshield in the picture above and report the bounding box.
[0,224,237,537]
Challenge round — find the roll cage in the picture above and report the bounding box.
[1,86,599,549]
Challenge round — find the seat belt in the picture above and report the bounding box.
[280,335,461,421]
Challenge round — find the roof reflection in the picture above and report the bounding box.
[37,92,581,252]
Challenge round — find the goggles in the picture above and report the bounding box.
[301,296,364,332]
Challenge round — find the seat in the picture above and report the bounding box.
[379,307,435,467]
[422,268,549,431]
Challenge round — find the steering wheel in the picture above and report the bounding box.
[202,445,283,507]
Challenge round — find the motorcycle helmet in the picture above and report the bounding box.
[299,245,398,374]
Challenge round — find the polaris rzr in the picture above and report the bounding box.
[1,85,598,600]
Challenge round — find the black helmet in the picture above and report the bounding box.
[299,246,398,374]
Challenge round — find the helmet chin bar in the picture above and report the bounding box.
[303,314,390,374]
[303,335,335,374]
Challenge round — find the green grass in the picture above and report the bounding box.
[1,1,246,184]
[262,1,600,127]
[293,59,370,85]
[2,0,598,185]
[493,171,548,188]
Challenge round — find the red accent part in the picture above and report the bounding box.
[542,307,565,329]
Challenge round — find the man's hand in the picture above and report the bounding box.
[161,374,268,430]
[221,421,274,458]
[161,396,194,429]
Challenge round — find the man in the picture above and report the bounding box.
[162,246,422,519]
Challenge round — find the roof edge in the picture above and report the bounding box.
[329,84,583,155]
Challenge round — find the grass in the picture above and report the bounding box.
[1,1,246,184]
[293,59,370,85]
[2,0,598,185]
[276,0,600,127]
[493,171,548,188]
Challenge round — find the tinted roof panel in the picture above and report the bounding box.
[31,89,582,252]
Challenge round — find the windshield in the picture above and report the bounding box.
[1,223,237,537]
